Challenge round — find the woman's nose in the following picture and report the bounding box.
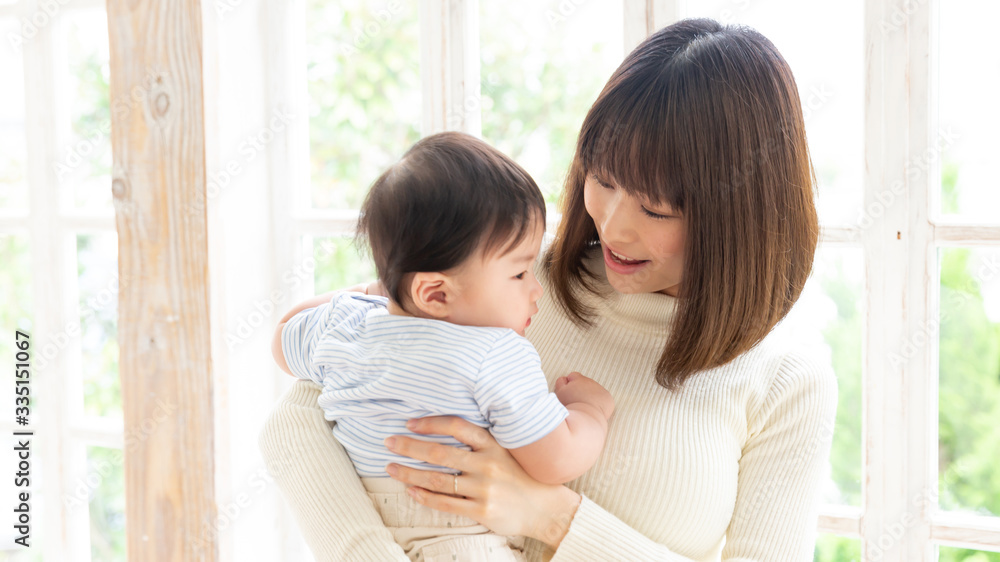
[599,191,634,242]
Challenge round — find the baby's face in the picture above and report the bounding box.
[445,221,545,337]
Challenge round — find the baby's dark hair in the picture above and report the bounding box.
[356,132,546,306]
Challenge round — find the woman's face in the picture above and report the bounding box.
[583,173,686,296]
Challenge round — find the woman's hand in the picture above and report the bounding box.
[384,416,582,549]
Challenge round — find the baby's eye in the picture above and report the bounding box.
[515,272,526,280]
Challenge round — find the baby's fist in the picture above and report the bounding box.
[554,372,615,420]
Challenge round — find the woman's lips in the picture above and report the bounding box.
[602,242,650,275]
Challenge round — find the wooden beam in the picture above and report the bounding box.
[817,505,863,537]
[933,224,1000,244]
[106,0,218,560]
[419,0,480,136]
[932,513,1000,552]
[623,0,681,53]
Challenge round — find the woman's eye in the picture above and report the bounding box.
[592,174,613,189]
[515,272,526,280]
[642,207,671,220]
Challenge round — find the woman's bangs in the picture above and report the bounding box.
[580,82,685,211]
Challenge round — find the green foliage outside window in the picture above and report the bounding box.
[306,0,421,209]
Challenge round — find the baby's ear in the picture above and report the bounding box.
[408,272,453,319]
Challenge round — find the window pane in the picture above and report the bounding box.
[681,1,864,226]
[77,233,121,418]
[1,233,33,420]
[0,18,28,211]
[938,1,1000,221]
[777,246,863,506]
[61,8,113,211]
[0,233,32,337]
[939,247,1000,517]
[479,0,624,203]
[307,0,421,210]
[938,545,1000,562]
[87,446,126,561]
[312,235,376,292]
[814,534,861,562]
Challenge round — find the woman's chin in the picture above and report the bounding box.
[604,268,648,294]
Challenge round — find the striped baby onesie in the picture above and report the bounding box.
[281,292,569,477]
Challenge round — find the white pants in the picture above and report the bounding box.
[362,477,527,562]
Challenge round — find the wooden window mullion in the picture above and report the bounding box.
[107,1,219,559]
[419,0,480,136]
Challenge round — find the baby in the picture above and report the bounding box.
[271,132,614,561]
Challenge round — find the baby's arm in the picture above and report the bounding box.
[271,282,383,375]
[509,372,614,485]
[271,290,341,375]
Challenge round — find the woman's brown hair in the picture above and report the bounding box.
[545,18,819,389]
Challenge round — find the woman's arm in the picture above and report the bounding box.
[549,351,835,560]
[387,350,837,561]
[258,380,409,562]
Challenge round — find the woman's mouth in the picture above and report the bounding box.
[603,243,650,274]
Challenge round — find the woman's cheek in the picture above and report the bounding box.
[582,182,603,224]
[664,222,686,255]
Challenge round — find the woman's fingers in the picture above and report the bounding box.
[406,416,495,452]
[386,462,475,498]
[385,434,473,471]
[406,484,478,515]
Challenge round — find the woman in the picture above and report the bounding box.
[259,19,837,561]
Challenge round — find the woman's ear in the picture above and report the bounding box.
[408,272,454,319]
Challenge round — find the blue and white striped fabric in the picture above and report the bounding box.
[281,292,569,477]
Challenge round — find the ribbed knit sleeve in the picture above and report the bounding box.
[549,349,837,562]
[258,380,409,562]
[721,350,838,561]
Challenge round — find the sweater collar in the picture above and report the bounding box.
[578,246,679,335]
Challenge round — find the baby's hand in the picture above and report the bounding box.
[554,372,615,420]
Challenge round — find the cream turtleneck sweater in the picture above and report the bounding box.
[259,249,837,561]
